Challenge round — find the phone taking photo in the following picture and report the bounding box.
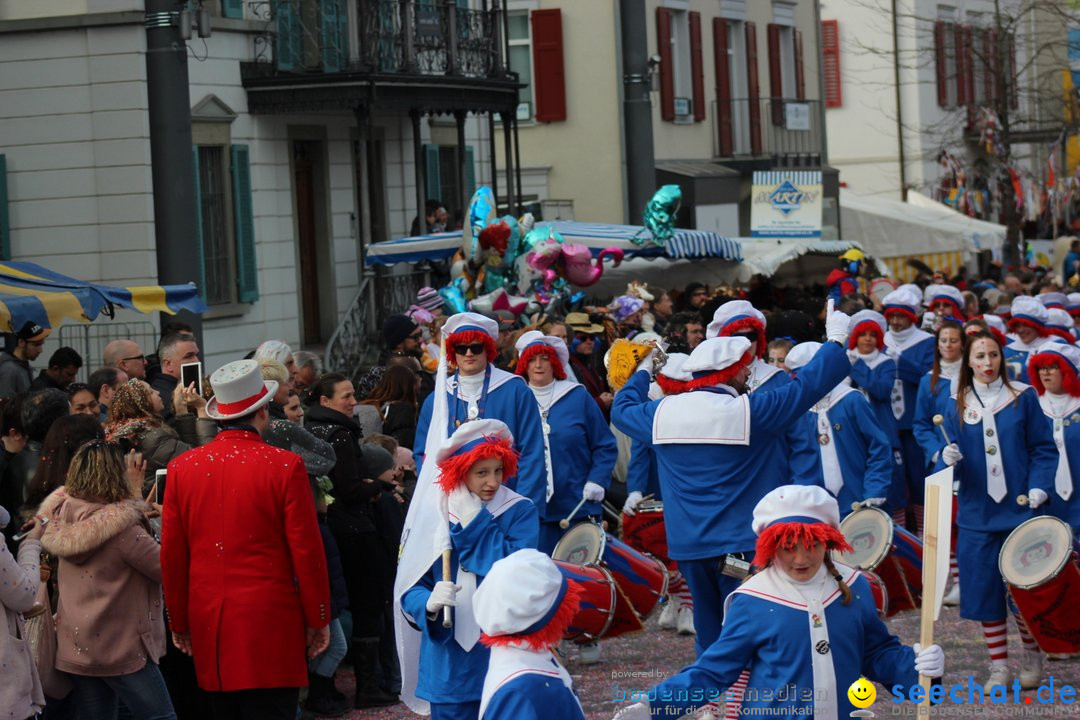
[155,468,167,504]
[181,361,203,396]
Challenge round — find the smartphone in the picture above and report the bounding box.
[155,468,167,504]
[181,361,203,396]
[12,517,47,542]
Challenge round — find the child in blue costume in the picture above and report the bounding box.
[936,330,1057,692]
[785,341,893,515]
[1028,344,1080,534]
[1004,296,1051,383]
[400,419,539,720]
[472,549,586,720]
[612,485,943,720]
[413,312,548,516]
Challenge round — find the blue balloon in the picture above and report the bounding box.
[438,285,468,314]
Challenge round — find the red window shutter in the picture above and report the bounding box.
[689,12,705,122]
[767,23,783,125]
[987,30,998,102]
[821,20,841,108]
[794,29,805,101]
[531,10,566,122]
[954,23,966,106]
[714,18,733,155]
[934,21,947,107]
[1009,33,1018,109]
[657,7,674,121]
[746,21,762,154]
[963,26,975,106]
[982,29,993,101]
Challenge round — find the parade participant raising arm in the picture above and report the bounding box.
[612,485,941,720]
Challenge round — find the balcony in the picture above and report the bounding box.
[242,0,519,115]
[715,98,824,165]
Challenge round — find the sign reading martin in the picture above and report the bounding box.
[751,170,823,238]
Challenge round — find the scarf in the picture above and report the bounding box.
[1039,392,1080,501]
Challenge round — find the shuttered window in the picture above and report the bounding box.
[222,0,243,19]
[531,9,566,122]
[231,145,258,303]
[822,20,841,107]
[657,7,674,121]
[689,11,705,122]
[714,18,733,154]
[766,23,784,125]
[794,29,805,101]
[746,21,762,154]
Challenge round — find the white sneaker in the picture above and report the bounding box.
[1020,650,1043,690]
[983,663,1010,693]
[942,583,960,607]
[677,606,696,636]
[658,597,680,630]
[578,641,602,665]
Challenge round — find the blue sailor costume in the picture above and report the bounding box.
[1029,344,1080,534]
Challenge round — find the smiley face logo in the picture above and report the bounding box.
[848,677,876,709]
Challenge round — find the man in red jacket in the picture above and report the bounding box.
[161,359,330,720]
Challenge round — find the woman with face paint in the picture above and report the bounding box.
[936,331,1057,692]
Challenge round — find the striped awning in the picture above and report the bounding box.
[0,261,207,332]
[879,251,970,284]
[365,220,743,266]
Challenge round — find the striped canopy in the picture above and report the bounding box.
[0,261,207,332]
[365,220,743,266]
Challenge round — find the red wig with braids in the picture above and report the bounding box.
[753,521,853,570]
[1028,352,1080,397]
[436,435,520,494]
[656,374,688,396]
[514,343,567,380]
[445,329,498,368]
[683,351,755,391]
[480,580,583,650]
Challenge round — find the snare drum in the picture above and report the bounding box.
[554,522,669,619]
[835,507,923,615]
[999,516,1080,653]
[859,569,889,619]
[553,560,644,642]
[621,500,671,565]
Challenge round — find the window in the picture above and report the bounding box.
[657,7,704,122]
[507,12,533,120]
[424,144,476,217]
[822,20,841,108]
[935,6,958,108]
[196,147,233,306]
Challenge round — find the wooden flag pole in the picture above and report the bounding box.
[918,484,941,706]
[441,549,453,629]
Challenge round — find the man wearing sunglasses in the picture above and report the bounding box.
[0,321,51,399]
[412,312,547,513]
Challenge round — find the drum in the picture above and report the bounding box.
[999,516,1080,653]
[835,507,923,615]
[552,561,616,642]
[554,522,669,619]
[621,499,671,565]
[859,569,889,620]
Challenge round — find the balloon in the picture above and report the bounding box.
[438,286,468,314]
[634,185,681,247]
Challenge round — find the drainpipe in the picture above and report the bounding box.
[620,0,656,224]
[892,0,907,200]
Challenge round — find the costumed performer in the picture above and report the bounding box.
[1028,344,1080,535]
[1004,296,1051,383]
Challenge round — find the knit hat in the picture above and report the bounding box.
[474,548,583,650]
[444,312,499,366]
[514,330,567,380]
[882,288,921,323]
[847,310,886,351]
[1009,296,1049,334]
[359,443,395,480]
[416,286,445,313]
[927,285,965,319]
[682,337,754,391]
[783,342,822,372]
[434,418,519,494]
[706,300,768,357]
[751,485,853,569]
[656,352,691,396]
[1046,308,1076,343]
[383,314,420,350]
[1039,292,1069,310]
[1028,344,1080,397]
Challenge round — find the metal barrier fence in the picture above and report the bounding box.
[57,321,158,383]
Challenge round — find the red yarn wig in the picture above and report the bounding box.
[436,436,520,494]
[1007,315,1048,337]
[1028,353,1080,397]
[752,521,853,570]
[719,317,767,358]
[1046,326,1077,344]
[514,343,567,380]
[445,329,498,368]
[656,374,688,396]
[683,351,755,391]
[847,320,885,351]
[480,580,583,651]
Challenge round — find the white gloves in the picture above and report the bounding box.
[448,485,483,527]
[824,300,850,345]
[913,643,945,677]
[941,443,963,467]
[863,497,886,508]
[623,491,644,516]
[583,482,606,502]
[426,580,459,614]
[635,348,658,377]
[1028,488,1049,509]
[613,702,651,720]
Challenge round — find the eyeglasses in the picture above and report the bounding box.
[121,355,146,363]
[408,331,423,340]
[453,343,486,356]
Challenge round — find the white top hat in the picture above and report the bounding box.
[434,418,514,464]
[683,337,752,374]
[1011,296,1049,326]
[444,312,499,341]
[783,341,822,371]
[205,359,278,421]
[706,300,766,340]
[752,484,842,536]
[847,309,886,336]
[473,549,566,637]
[659,352,692,381]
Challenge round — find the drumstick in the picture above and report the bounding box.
[560,497,589,529]
[1017,494,1029,507]
[441,549,453,629]
[932,414,951,446]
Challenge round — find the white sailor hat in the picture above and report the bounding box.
[848,309,886,337]
[928,285,965,315]
[782,341,822,372]
[882,288,921,320]
[683,337,752,375]
[1047,308,1076,333]
[659,352,692,381]
[514,330,570,378]
[1067,293,1080,314]
[752,484,842,536]
[473,549,568,639]
[706,300,767,340]
[1010,296,1049,328]
[434,418,514,465]
[1039,292,1069,310]
[443,311,499,341]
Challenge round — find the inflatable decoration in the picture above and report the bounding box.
[632,185,681,247]
[525,226,624,291]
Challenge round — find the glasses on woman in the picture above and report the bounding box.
[453,343,486,356]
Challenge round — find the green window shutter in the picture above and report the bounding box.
[464,146,475,200]
[0,155,9,260]
[222,0,243,19]
[424,144,441,202]
[320,0,345,72]
[191,148,207,301]
[275,0,300,71]
[231,144,259,303]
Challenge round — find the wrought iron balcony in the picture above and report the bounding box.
[715,98,824,162]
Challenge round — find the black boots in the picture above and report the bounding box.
[306,673,349,718]
[353,638,398,709]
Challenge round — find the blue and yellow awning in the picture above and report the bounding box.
[0,261,207,332]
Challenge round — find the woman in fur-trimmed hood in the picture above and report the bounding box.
[38,440,176,719]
